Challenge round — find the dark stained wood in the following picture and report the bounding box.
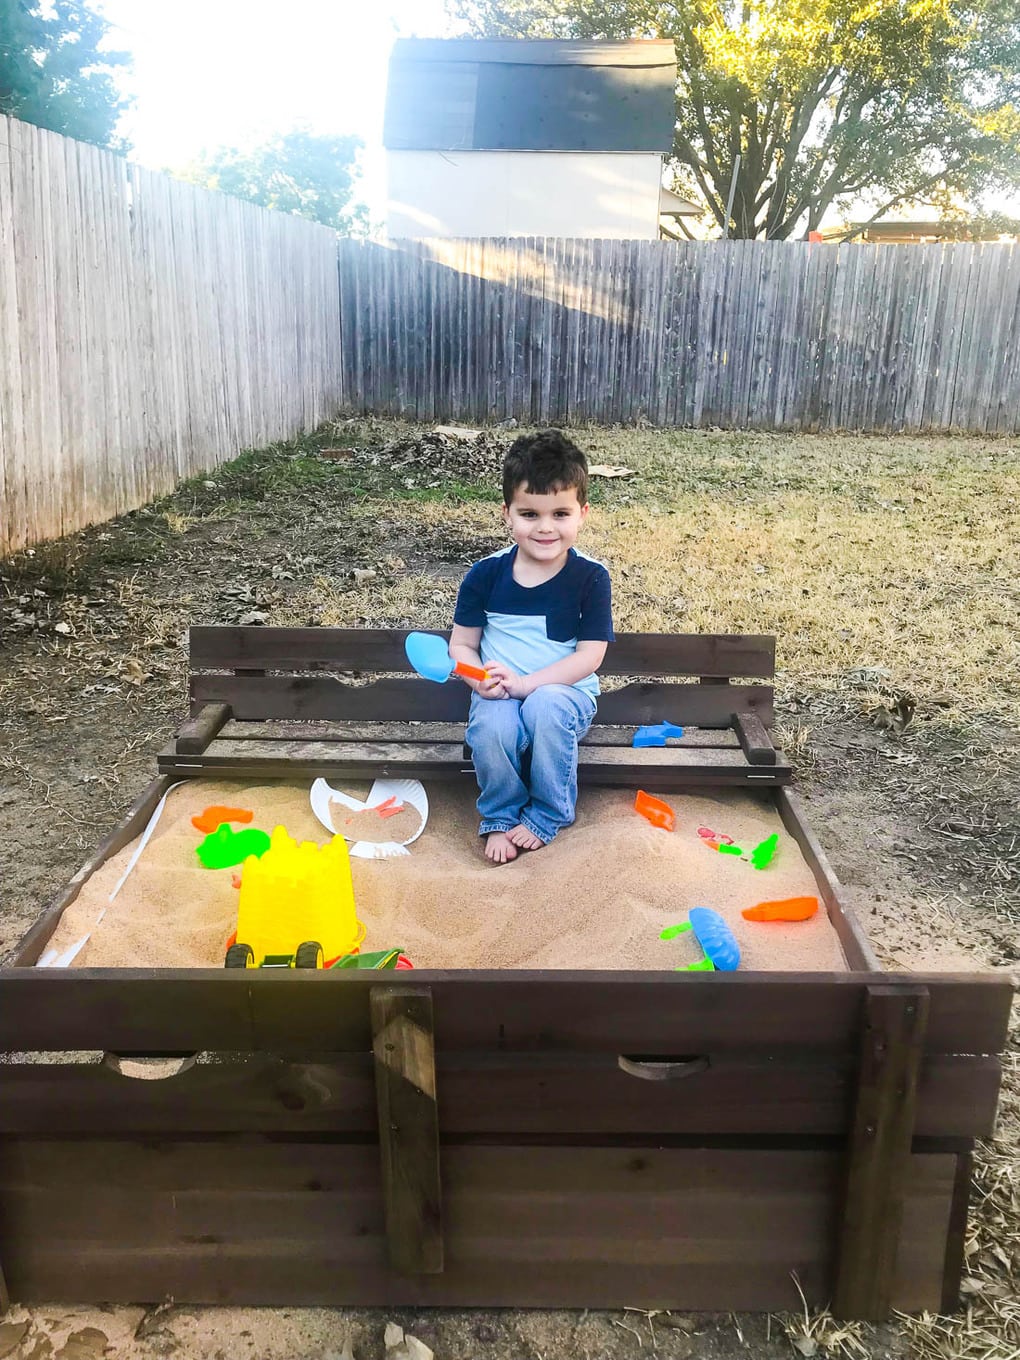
[0,972,1010,1059]
[733,710,776,765]
[0,1139,955,1311]
[371,987,443,1274]
[10,776,171,966]
[189,674,774,727]
[157,737,791,788]
[940,1149,972,1312]
[189,627,777,680]
[834,985,930,1319]
[175,702,231,754]
[0,1050,1001,1141]
[775,787,879,971]
[215,719,742,749]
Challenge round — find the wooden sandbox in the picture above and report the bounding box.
[0,628,1009,1320]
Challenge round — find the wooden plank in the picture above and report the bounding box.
[371,986,443,1274]
[0,1139,955,1312]
[159,746,789,789]
[215,719,742,749]
[774,787,879,972]
[175,701,231,754]
[834,985,929,1319]
[733,710,776,764]
[189,674,774,727]
[177,737,766,773]
[188,627,778,680]
[0,972,1009,1059]
[10,776,171,966]
[0,1050,1001,1141]
[939,1149,972,1312]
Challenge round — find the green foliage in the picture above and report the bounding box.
[449,0,1020,238]
[0,0,130,148]
[179,129,369,235]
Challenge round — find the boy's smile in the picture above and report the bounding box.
[502,485,589,577]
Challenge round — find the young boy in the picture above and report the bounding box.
[449,430,614,864]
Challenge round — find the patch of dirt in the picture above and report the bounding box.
[0,420,1017,1360]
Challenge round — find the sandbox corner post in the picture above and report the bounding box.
[370,984,444,1276]
[833,982,930,1320]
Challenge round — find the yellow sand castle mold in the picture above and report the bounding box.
[227,826,364,968]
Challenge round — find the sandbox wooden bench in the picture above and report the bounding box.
[1,625,1010,1324]
[159,626,792,786]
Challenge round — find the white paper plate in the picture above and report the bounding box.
[309,778,429,860]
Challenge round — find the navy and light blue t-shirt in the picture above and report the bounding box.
[454,546,614,700]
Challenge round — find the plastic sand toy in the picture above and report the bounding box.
[191,805,254,834]
[661,907,741,972]
[743,895,819,922]
[697,825,734,851]
[751,833,779,869]
[225,826,363,969]
[632,721,685,747]
[329,948,414,970]
[634,789,676,832]
[197,824,271,869]
[405,631,487,684]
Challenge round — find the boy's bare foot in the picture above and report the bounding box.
[484,831,518,864]
[507,824,545,851]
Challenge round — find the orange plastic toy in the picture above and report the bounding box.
[192,805,254,833]
[634,790,676,833]
[742,896,819,922]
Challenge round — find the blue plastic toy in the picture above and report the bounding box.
[633,721,685,748]
[660,907,741,972]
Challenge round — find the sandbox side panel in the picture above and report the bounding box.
[0,1138,956,1312]
[0,1051,1002,1140]
[0,972,1011,1056]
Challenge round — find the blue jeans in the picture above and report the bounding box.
[466,684,596,844]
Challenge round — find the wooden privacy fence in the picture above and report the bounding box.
[0,116,342,557]
[337,236,1020,434]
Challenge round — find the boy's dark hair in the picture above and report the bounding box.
[502,429,588,506]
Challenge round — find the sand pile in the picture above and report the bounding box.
[42,780,849,972]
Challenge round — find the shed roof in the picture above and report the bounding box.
[384,38,677,154]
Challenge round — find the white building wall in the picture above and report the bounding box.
[386,150,663,240]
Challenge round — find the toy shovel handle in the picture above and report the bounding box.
[453,660,488,682]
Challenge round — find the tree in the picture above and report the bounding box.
[448,0,1020,239]
[0,0,130,149]
[179,130,370,236]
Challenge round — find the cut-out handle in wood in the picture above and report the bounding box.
[618,1054,710,1081]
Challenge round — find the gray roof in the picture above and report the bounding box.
[385,38,677,154]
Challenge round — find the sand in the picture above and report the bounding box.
[42,779,849,972]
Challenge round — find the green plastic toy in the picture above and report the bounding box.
[751,833,779,869]
[329,948,412,970]
[197,823,271,869]
[718,843,744,856]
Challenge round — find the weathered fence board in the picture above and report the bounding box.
[0,116,342,556]
[5,113,1019,559]
[336,236,1020,437]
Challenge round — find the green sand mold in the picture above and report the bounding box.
[197,823,271,869]
[751,833,779,869]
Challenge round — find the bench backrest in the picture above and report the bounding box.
[189,627,776,728]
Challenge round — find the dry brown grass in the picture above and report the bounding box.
[303,426,1020,727]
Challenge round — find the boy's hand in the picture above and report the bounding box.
[480,661,528,700]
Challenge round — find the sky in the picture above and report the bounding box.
[95,0,457,226]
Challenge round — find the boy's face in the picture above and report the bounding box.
[502,483,589,567]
